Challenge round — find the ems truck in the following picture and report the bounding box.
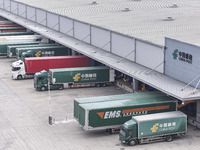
[119,111,187,146]
[34,66,114,91]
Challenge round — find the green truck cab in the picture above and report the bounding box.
[119,111,187,146]
[34,70,62,91]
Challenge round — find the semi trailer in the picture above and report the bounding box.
[74,91,168,120]
[34,66,114,91]
[15,44,59,59]
[7,42,46,57]
[16,45,70,60]
[0,31,34,36]
[77,96,177,132]
[0,41,48,56]
[119,111,187,146]
[0,20,14,25]
[0,24,21,27]
[12,56,89,80]
[0,27,26,33]
[0,35,46,55]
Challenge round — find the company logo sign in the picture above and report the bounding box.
[150,122,176,133]
[151,123,159,132]
[73,73,81,81]
[97,105,169,119]
[35,51,55,57]
[35,51,41,57]
[73,73,97,82]
[172,49,192,64]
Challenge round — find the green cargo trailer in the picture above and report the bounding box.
[0,32,34,36]
[0,27,26,33]
[78,96,177,131]
[50,66,111,84]
[119,111,187,146]
[16,45,67,60]
[7,42,41,57]
[35,66,114,91]
[8,43,58,58]
[74,91,168,120]
[0,35,45,55]
[0,41,43,55]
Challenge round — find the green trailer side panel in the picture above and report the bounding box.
[79,106,86,127]
[7,42,40,57]
[0,27,25,32]
[0,32,34,36]
[15,45,62,59]
[88,102,176,128]
[138,114,187,138]
[51,66,110,84]
[73,92,167,119]
[0,41,41,54]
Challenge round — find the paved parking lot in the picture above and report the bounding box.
[0,56,200,150]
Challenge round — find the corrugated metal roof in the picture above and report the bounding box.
[15,0,200,46]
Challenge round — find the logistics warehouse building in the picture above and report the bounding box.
[0,1,200,105]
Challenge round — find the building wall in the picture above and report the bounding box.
[165,38,200,89]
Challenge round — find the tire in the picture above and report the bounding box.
[58,85,64,90]
[17,75,22,80]
[101,83,106,87]
[41,86,46,91]
[165,135,173,142]
[95,83,100,87]
[129,139,137,146]
[109,129,112,135]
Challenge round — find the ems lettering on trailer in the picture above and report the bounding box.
[97,105,170,119]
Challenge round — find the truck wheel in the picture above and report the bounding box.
[41,86,46,91]
[95,83,100,87]
[101,83,106,87]
[59,85,64,90]
[17,75,22,80]
[165,135,173,142]
[129,139,137,146]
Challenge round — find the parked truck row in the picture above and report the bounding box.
[0,35,48,55]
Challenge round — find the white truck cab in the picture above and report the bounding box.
[11,60,25,80]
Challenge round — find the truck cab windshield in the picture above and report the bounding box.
[120,125,128,136]
[12,66,21,71]
[37,77,44,81]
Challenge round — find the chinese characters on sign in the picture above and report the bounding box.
[158,122,176,131]
[172,49,192,64]
[81,73,97,81]
[41,51,55,56]
[178,51,192,64]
